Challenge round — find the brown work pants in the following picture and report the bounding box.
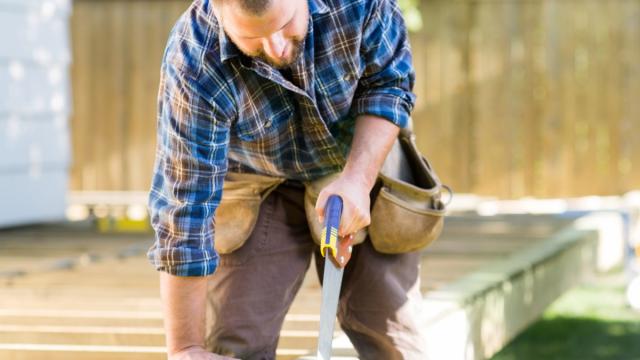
[204,181,426,359]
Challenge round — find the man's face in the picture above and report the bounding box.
[215,0,310,69]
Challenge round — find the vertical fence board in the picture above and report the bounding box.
[620,1,640,192]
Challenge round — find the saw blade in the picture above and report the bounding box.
[317,258,344,360]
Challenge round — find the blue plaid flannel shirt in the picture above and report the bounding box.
[147,0,416,276]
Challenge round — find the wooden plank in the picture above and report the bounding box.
[423,257,489,273]
[107,1,127,191]
[0,344,164,360]
[69,0,91,191]
[0,299,161,312]
[583,0,606,195]
[472,1,511,196]
[0,330,165,347]
[424,239,529,255]
[0,326,324,350]
[538,0,564,197]
[123,1,183,191]
[411,1,445,176]
[620,0,640,190]
[441,217,569,236]
[0,239,148,253]
[444,1,476,193]
[516,1,540,197]
[85,0,108,191]
[0,316,163,328]
[0,344,313,360]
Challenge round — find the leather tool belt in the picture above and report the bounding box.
[214,128,452,255]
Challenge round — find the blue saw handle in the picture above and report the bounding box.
[320,195,343,259]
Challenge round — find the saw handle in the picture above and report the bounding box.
[324,195,343,234]
[320,195,353,268]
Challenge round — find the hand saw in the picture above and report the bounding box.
[316,195,354,360]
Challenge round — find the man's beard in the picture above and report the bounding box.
[246,38,305,69]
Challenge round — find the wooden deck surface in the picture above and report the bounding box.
[0,214,572,359]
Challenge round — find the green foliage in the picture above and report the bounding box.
[398,0,423,32]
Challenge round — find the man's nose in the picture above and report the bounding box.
[263,32,286,59]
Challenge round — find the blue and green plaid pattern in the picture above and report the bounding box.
[147,0,416,276]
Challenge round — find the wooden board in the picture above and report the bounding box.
[0,213,578,359]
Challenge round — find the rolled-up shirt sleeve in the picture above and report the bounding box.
[146,53,233,277]
[350,0,417,128]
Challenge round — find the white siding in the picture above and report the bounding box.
[0,0,71,227]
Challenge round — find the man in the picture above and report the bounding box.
[147,0,425,359]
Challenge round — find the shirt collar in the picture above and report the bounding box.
[218,0,329,63]
[218,26,240,63]
[309,0,330,15]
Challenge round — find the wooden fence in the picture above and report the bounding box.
[70,0,188,192]
[69,0,640,198]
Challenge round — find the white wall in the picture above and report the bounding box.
[0,0,71,227]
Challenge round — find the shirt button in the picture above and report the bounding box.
[343,74,354,81]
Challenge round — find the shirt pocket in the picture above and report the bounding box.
[315,59,361,124]
[233,89,295,142]
[234,102,294,141]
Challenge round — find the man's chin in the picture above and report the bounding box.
[242,39,305,69]
[261,52,298,69]
[263,45,304,69]
[269,58,294,69]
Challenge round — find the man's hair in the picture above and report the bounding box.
[216,0,272,16]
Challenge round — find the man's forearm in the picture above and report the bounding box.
[342,114,400,190]
[160,272,209,355]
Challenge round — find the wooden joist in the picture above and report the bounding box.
[0,213,591,359]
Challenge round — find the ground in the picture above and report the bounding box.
[491,269,640,360]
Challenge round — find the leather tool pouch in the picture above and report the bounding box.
[302,129,452,254]
[213,172,284,254]
[367,128,452,254]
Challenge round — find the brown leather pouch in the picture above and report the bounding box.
[368,128,452,254]
[213,172,284,254]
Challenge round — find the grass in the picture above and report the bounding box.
[491,270,640,360]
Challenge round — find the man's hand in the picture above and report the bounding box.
[315,172,371,237]
[169,345,240,360]
[315,114,400,238]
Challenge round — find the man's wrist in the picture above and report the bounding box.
[341,166,376,192]
[168,344,205,357]
[160,273,208,358]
